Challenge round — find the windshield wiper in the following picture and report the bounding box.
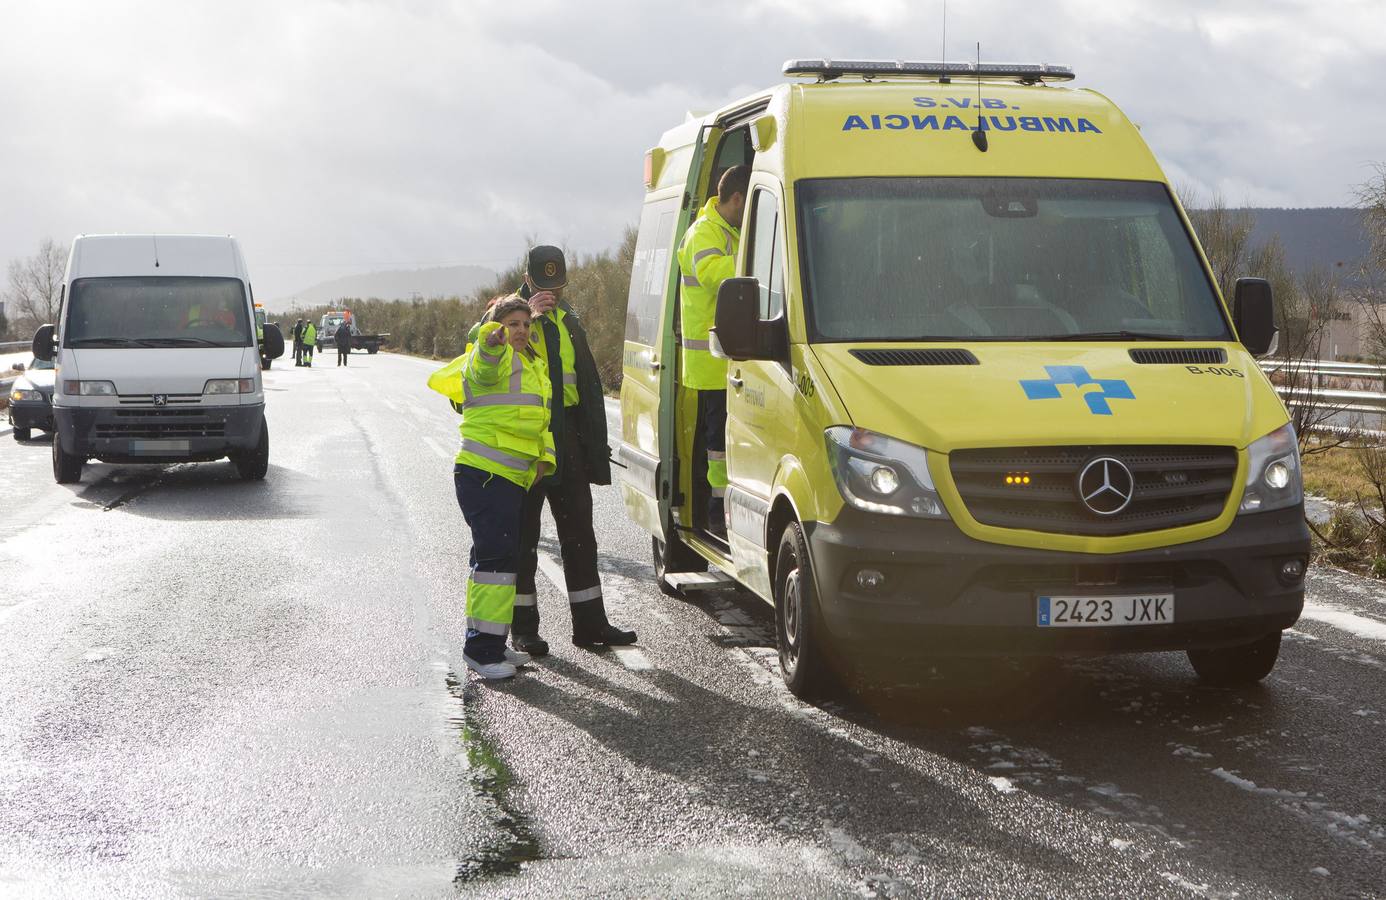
[1044,331,1185,342]
[68,337,136,346]
[135,337,226,347]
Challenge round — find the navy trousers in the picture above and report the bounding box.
[454,463,525,663]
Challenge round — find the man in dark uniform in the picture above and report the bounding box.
[291,318,305,366]
[511,246,637,655]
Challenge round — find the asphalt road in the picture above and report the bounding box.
[1,352,1384,898]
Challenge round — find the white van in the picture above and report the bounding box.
[32,234,283,483]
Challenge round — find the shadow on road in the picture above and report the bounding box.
[58,462,320,521]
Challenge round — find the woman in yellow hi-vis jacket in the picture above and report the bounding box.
[428,296,554,680]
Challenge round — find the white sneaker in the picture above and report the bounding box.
[504,648,533,667]
[463,654,517,680]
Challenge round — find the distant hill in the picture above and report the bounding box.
[1238,207,1369,280]
[279,264,498,306]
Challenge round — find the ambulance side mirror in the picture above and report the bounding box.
[1233,278,1277,357]
[712,277,787,363]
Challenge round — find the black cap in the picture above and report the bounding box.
[527,245,567,290]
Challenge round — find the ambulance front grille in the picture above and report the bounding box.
[949,445,1238,536]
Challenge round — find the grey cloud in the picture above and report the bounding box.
[0,0,1380,299]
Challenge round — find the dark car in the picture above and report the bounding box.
[8,356,56,441]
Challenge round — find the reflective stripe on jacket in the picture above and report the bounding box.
[428,322,555,489]
[676,197,740,390]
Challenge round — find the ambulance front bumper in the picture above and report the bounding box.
[805,506,1309,656]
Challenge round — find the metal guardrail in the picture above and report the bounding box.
[1259,359,1386,380]
[0,340,30,351]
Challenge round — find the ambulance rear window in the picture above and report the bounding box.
[797,178,1229,343]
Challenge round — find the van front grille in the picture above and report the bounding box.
[949,445,1238,536]
[94,414,226,440]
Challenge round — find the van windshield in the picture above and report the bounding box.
[65,277,252,348]
[797,178,1230,342]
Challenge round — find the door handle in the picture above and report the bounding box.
[730,373,745,390]
[649,356,662,371]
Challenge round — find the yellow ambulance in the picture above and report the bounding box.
[617,60,1308,698]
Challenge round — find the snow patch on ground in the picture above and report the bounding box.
[1170,744,1212,760]
[1211,768,1381,849]
[1300,602,1386,642]
[987,776,1018,795]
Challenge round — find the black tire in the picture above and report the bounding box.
[261,357,273,370]
[53,435,83,484]
[774,520,837,700]
[233,419,270,481]
[367,345,378,355]
[1187,632,1282,686]
[13,426,31,442]
[653,534,705,598]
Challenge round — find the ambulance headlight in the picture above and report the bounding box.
[1238,423,1302,514]
[825,426,949,519]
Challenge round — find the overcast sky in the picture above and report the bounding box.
[1,0,1382,299]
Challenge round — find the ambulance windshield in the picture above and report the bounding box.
[798,178,1230,342]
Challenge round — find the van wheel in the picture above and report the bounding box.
[13,427,30,442]
[261,357,273,370]
[53,436,83,484]
[367,345,379,355]
[774,520,837,700]
[1187,632,1281,686]
[653,534,705,597]
[233,419,270,481]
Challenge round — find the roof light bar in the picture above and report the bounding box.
[782,59,1075,84]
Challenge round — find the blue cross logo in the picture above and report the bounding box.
[1019,365,1134,416]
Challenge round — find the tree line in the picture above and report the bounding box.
[267,229,637,390]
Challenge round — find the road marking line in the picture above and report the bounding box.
[1301,602,1386,642]
[537,553,652,668]
[611,646,653,670]
[424,436,452,460]
[537,553,567,593]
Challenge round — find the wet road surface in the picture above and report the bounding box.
[1,352,1384,898]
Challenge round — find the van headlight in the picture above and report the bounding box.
[825,426,948,519]
[63,380,117,396]
[203,378,256,395]
[1238,423,1302,514]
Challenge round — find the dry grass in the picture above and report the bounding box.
[1301,444,1381,508]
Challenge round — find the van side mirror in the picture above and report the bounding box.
[31,324,56,362]
[1233,278,1277,357]
[261,323,285,360]
[711,277,787,362]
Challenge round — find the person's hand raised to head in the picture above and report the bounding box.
[528,291,558,317]
[484,323,508,347]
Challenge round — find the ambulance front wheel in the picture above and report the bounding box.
[1186,631,1281,685]
[774,520,838,701]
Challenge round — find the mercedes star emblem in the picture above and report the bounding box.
[1077,457,1135,516]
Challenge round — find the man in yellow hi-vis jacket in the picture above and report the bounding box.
[676,164,751,538]
[428,296,555,680]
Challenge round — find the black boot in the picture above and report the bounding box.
[571,596,637,648]
[512,605,549,657]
